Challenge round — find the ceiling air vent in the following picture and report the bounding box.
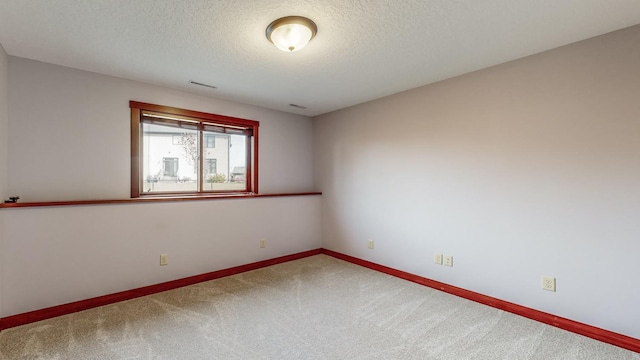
[189,80,217,89]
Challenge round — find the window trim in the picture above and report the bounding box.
[130,101,259,198]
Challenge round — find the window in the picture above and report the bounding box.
[130,101,259,197]
[205,159,217,175]
[162,157,179,177]
[205,134,216,148]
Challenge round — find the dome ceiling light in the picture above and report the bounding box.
[266,16,317,52]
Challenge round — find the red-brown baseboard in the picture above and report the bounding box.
[320,248,640,353]
[2,248,638,353]
[0,249,322,331]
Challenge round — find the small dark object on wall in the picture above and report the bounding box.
[4,196,19,203]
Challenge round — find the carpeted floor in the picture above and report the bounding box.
[0,255,637,359]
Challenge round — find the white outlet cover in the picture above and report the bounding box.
[444,255,453,267]
[434,254,443,265]
[542,276,556,292]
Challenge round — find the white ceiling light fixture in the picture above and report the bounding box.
[266,16,317,52]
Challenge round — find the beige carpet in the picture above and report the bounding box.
[0,255,637,359]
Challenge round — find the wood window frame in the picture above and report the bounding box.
[130,101,259,198]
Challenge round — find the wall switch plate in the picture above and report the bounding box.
[160,254,168,266]
[542,276,556,292]
[434,253,443,265]
[260,239,266,248]
[444,255,453,267]
[368,240,374,249]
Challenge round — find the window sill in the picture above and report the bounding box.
[0,192,322,209]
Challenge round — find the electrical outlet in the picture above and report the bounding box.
[444,255,453,267]
[260,239,266,248]
[542,276,556,292]
[160,254,168,266]
[434,253,443,265]
[368,239,374,249]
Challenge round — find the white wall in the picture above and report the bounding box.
[7,58,315,201]
[0,43,9,322]
[314,25,640,338]
[1,58,321,317]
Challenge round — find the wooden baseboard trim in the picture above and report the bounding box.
[0,248,322,331]
[3,248,637,353]
[320,248,640,353]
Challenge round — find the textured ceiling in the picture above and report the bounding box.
[1,0,640,117]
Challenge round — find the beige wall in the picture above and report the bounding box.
[314,25,640,338]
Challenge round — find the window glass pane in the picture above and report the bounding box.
[142,123,199,193]
[227,134,247,191]
[203,132,247,191]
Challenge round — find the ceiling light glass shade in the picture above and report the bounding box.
[266,16,317,52]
